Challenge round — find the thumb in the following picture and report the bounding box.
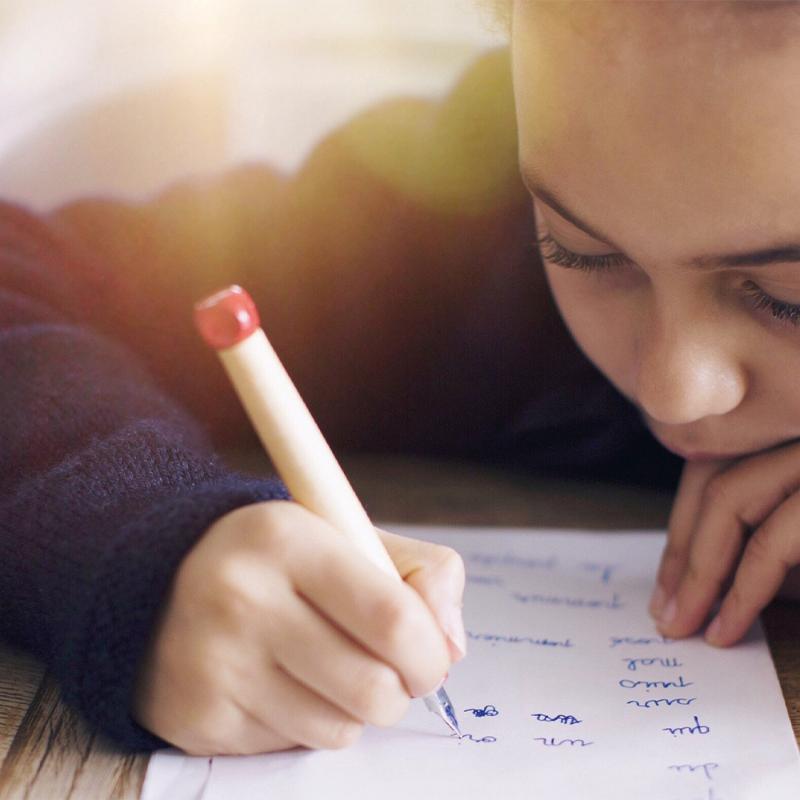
[377,528,467,663]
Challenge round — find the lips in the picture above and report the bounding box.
[654,435,776,463]
[673,449,737,462]
[657,439,724,460]
[647,427,756,462]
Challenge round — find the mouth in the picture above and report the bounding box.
[668,447,740,462]
[647,427,768,463]
[639,409,795,463]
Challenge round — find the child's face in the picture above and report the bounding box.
[512,2,800,461]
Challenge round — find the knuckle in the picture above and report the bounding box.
[684,554,721,588]
[743,525,779,566]
[372,593,412,649]
[320,718,364,750]
[352,666,405,724]
[235,501,307,561]
[704,475,735,512]
[252,504,296,555]
[186,703,242,754]
[212,555,265,618]
[432,544,466,582]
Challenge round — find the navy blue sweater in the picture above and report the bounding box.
[0,52,679,752]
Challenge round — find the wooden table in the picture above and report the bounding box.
[1,453,797,799]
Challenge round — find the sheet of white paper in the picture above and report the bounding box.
[141,526,800,800]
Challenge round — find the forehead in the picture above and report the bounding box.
[511,1,800,256]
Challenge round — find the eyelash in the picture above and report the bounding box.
[536,233,629,272]
[743,282,800,327]
[536,233,800,328]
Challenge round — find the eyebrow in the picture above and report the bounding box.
[521,165,800,270]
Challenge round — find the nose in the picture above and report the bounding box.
[633,313,747,426]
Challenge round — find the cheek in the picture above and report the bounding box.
[544,263,637,394]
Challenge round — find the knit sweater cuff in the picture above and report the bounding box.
[0,418,288,752]
[72,474,289,751]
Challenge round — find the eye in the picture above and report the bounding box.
[536,233,629,273]
[744,281,800,327]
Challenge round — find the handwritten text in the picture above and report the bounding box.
[668,762,719,781]
[531,713,582,725]
[513,592,623,610]
[464,705,499,718]
[662,715,711,738]
[467,631,574,648]
[618,676,693,690]
[609,635,673,648]
[533,737,593,747]
[626,697,696,709]
[623,656,683,671]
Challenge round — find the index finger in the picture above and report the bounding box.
[378,528,467,661]
[290,532,450,698]
[650,459,728,618]
[706,490,800,646]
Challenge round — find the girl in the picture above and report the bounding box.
[1,0,797,756]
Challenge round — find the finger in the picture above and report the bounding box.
[378,528,467,661]
[659,443,800,638]
[650,459,727,618]
[289,534,450,698]
[211,712,296,757]
[656,483,746,638]
[705,490,800,646]
[164,694,296,756]
[270,588,410,728]
[250,663,365,751]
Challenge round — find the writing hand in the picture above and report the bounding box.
[649,444,800,646]
[132,501,464,755]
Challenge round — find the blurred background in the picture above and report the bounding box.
[0,0,506,210]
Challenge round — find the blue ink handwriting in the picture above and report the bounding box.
[467,631,573,648]
[466,575,504,586]
[533,737,593,747]
[464,705,499,718]
[623,656,683,671]
[531,713,582,725]
[610,635,673,648]
[453,733,497,743]
[619,676,693,691]
[580,561,617,584]
[467,552,556,571]
[627,697,696,709]
[662,715,711,738]
[669,762,719,781]
[513,592,623,610]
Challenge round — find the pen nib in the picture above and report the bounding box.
[424,685,461,737]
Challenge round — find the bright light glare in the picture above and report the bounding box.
[0,0,505,207]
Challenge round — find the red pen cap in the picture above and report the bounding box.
[194,285,260,350]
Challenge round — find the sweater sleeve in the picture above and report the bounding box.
[0,206,288,750]
[45,49,562,460]
[0,53,537,754]
[46,47,675,486]
[0,47,679,754]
